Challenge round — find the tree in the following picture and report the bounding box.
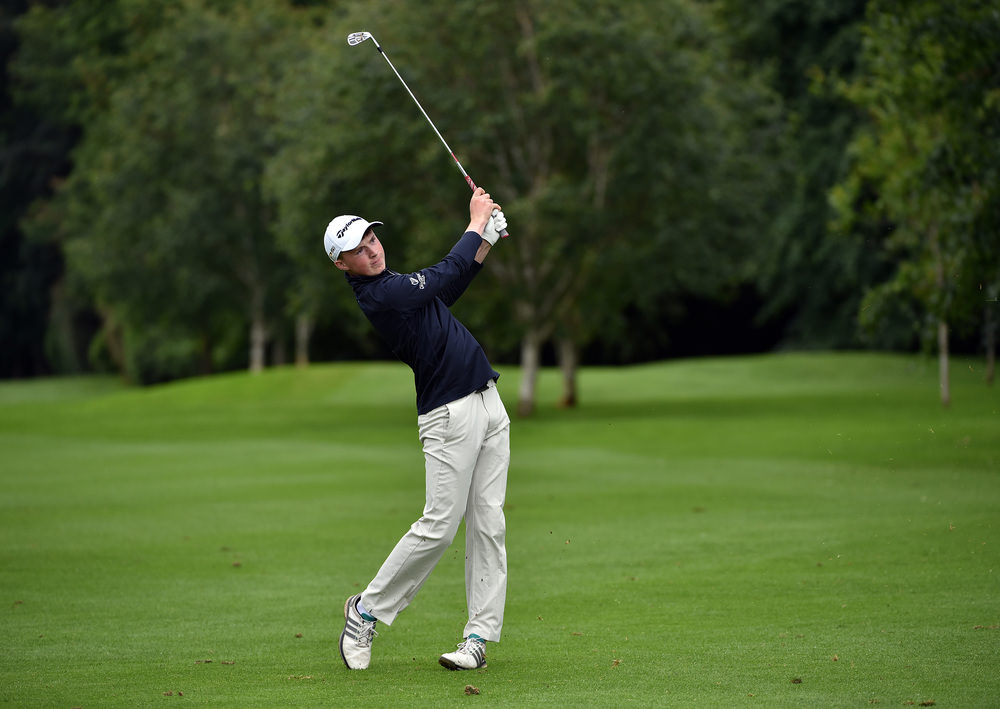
[715,0,876,349]
[15,0,306,382]
[831,0,1000,405]
[3,0,129,378]
[270,0,784,414]
[489,3,784,413]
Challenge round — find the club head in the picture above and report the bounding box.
[347,31,372,46]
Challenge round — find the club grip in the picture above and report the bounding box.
[490,207,509,238]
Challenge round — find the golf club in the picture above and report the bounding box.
[347,31,509,238]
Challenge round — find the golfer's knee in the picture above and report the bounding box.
[414,511,461,545]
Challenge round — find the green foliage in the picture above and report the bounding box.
[1,1,91,377]
[717,0,875,348]
[1,354,998,706]
[15,0,307,382]
[267,0,785,363]
[9,0,993,386]
[832,0,1000,351]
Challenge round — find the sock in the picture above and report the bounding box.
[467,633,485,644]
[356,597,376,622]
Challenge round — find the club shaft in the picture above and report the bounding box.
[371,39,475,189]
[369,36,508,237]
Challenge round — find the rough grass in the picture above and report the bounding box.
[1,353,997,707]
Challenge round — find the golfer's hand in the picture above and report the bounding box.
[469,188,497,233]
[482,210,507,245]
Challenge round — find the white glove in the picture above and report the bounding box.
[482,209,507,245]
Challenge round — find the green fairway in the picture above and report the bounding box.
[1,353,997,707]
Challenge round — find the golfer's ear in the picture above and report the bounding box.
[333,259,350,272]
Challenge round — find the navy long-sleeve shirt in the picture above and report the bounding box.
[346,230,499,414]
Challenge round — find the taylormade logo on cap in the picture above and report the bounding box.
[324,215,384,261]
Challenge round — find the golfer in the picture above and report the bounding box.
[324,188,510,671]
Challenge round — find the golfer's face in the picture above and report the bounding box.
[339,230,385,276]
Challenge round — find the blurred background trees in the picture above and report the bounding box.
[3,0,997,410]
[830,0,1000,404]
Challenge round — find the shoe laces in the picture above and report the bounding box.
[456,637,484,655]
[357,619,378,648]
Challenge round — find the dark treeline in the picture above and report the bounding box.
[2,0,997,411]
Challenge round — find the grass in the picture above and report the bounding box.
[1,352,997,707]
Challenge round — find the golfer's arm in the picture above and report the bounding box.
[474,240,492,264]
[465,217,492,264]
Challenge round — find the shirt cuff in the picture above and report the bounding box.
[452,230,483,264]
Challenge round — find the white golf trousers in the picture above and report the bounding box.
[361,379,510,641]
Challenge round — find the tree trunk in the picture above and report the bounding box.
[47,280,82,374]
[198,335,213,376]
[929,223,949,406]
[295,312,312,368]
[249,319,267,373]
[938,318,950,407]
[272,331,287,367]
[518,330,542,417]
[985,302,996,385]
[98,305,126,374]
[557,337,578,408]
[249,292,268,374]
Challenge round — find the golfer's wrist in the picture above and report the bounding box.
[474,240,492,264]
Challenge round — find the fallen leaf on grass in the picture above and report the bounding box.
[611,659,621,668]
[791,678,802,684]
[295,633,303,638]
[195,659,212,664]
[832,655,839,661]
[288,675,313,680]
[919,702,936,707]
[464,684,480,695]
[162,691,184,696]
[221,660,235,665]
[571,632,583,636]
[973,624,999,630]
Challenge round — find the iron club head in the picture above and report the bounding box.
[347,31,372,46]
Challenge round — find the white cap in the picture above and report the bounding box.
[323,215,383,261]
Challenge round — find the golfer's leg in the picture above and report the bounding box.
[464,386,510,641]
[362,396,481,625]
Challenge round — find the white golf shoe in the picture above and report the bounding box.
[438,636,487,670]
[339,594,377,670]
